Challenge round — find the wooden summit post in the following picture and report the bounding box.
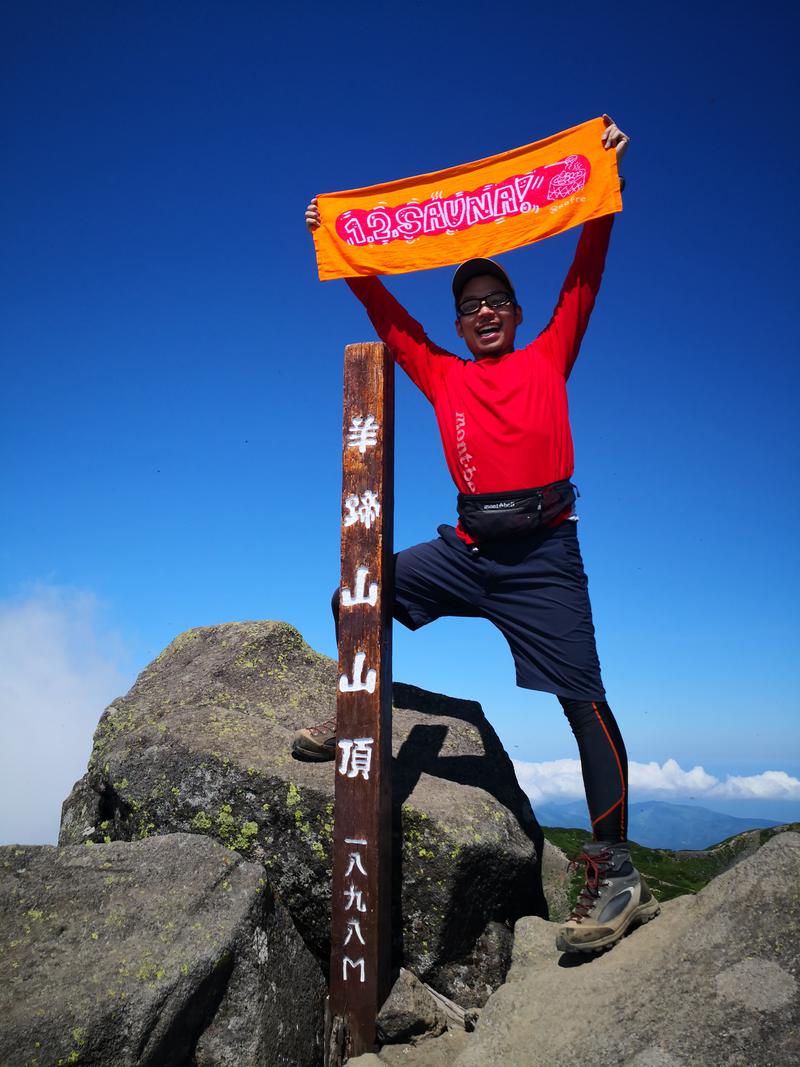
[326,342,394,1063]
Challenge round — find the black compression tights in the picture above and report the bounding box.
[558,697,629,844]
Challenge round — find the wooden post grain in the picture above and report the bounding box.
[326,342,394,1063]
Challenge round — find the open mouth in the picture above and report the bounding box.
[476,324,501,338]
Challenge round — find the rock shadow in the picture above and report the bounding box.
[390,682,549,980]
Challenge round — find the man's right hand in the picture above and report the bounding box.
[305,197,321,232]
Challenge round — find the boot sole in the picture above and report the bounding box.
[556,898,661,954]
[291,742,336,763]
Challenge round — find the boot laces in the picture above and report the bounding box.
[568,849,613,922]
[307,715,337,738]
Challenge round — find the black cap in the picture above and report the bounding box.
[452,257,515,305]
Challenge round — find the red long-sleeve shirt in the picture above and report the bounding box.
[346,215,613,536]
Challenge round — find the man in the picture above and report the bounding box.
[295,116,659,954]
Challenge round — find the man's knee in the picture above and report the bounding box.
[558,696,609,736]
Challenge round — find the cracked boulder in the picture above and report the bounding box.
[0,833,326,1067]
[457,831,800,1067]
[59,621,548,1005]
[376,968,447,1044]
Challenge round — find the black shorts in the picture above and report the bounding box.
[392,521,605,701]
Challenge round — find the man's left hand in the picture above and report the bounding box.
[601,115,630,164]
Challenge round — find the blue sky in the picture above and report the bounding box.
[2,2,799,843]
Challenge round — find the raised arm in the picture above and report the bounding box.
[535,214,614,379]
[535,115,629,378]
[305,197,456,402]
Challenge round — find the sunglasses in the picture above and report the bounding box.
[457,290,515,317]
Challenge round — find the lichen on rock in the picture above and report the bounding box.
[60,621,549,1005]
[0,834,325,1067]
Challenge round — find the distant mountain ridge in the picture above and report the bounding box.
[535,798,779,850]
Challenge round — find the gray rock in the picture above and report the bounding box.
[60,621,548,1005]
[60,770,106,845]
[539,837,572,922]
[454,830,800,1067]
[347,831,800,1067]
[349,1028,472,1067]
[422,919,512,1008]
[376,968,447,1044]
[0,833,326,1067]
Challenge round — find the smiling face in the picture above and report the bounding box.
[454,274,523,359]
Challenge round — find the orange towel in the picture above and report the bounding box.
[312,116,622,281]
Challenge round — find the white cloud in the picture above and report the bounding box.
[711,770,800,800]
[513,757,800,803]
[629,758,719,794]
[512,758,584,802]
[0,585,133,846]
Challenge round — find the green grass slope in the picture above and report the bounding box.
[543,822,800,906]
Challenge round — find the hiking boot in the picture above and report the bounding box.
[555,841,660,954]
[291,716,337,762]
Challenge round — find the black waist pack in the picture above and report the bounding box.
[456,479,577,542]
